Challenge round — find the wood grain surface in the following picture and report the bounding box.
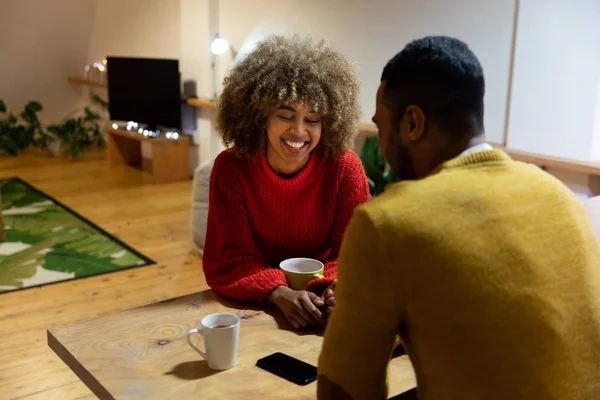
[48,290,416,400]
[1,153,416,399]
[107,129,191,184]
[0,152,206,400]
[0,191,4,242]
[67,76,108,89]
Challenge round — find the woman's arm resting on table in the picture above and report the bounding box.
[202,153,287,302]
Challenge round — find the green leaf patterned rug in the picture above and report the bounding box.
[0,178,154,293]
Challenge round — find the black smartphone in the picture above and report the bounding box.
[256,352,318,385]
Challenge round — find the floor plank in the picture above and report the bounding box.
[0,152,208,399]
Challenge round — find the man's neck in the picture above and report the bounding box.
[447,134,487,159]
[464,135,488,150]
[419,134,487,178]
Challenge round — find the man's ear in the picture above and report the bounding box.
[405,105,426,142]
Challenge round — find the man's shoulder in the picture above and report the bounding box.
[360,180,421,214]
[353,183,421,232]
[358,159,583,229]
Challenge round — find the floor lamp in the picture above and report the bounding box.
[210,35,238,101]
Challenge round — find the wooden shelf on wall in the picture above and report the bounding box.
[185,97,218,111]
[66,76,376,128]
[358,122,377,137]
[67,77,218,111]
[66,76,380,140]
[63,77,600,176]
[495,145,600,176]
[356,123,600,176]
[67,76,108,88]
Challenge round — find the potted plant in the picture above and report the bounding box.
[0,100,50,156]
[359,135,398,197]
[47,96,107,159]
[0,95,108,159]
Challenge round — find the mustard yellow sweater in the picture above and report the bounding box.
[318,150,600,400]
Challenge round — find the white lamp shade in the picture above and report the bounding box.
[210,37,230,55]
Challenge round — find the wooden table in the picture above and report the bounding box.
[48,290,416,399]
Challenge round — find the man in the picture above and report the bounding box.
[318,36,600,400]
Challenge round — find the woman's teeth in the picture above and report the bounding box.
[284,139,306,149]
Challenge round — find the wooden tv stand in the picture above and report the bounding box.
[106,128,190,184]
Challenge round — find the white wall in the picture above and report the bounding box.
[180,0,216,164]
[591,76,600,160]
[507,0,600,161]
[218,0,515,144]
[81,0,517,163]
[87,0,220,166]
[0,0,97,123]
[180,0,211,99]
[5,0,596,194]
[87,0,182,63]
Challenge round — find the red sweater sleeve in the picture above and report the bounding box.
[306,152,371,293]
[202,153,288,302]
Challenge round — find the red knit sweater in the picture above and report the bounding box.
[203,149,370,302]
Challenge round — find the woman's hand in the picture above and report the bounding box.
[268,286,324,329]
[321,279,337,316]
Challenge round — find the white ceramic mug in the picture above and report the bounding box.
[279,258,324,290]
[187,313,240,370]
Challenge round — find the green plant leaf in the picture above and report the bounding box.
[0,255,41,288]
[7,113,17,125]
[36,130,54,150]
[26,101,43,113]
[0,179,48,208]
[1,95,104,159]
[359,135,399,197]
[0,239,53,288]
[84,107,100,122]
[43,250,118,276]
[91,94,109,110]
[0,179,149,290]
[385,169,399,184]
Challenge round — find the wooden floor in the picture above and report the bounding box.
[0,152,208,400]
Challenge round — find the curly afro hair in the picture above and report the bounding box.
[216,34,361,158]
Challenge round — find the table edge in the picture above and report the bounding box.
[47,329,115,400]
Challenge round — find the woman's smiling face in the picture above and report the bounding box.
[265,102,322,176]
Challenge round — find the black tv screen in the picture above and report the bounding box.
[107,57,181,130]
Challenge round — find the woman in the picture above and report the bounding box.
[203,35,370,330]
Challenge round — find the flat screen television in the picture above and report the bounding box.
[107,57,181,130]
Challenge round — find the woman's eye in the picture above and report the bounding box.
[279,115,293,121]
[305,119,319,125]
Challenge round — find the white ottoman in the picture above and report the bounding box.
[582,196,600,242]
[191,160,213,256]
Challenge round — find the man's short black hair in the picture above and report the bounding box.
[381,36,485,139]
